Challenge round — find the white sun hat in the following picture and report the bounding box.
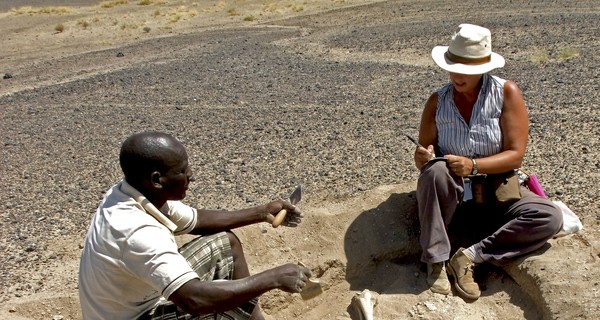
[431,23,505,75]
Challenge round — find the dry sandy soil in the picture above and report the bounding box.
[0,0,599,319]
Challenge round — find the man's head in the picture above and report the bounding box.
[119,131,193,202]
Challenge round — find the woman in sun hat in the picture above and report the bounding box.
[413,24,563,300]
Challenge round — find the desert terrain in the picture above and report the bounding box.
[0,0,599,319]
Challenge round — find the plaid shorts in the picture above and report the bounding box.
[139,232,257,320]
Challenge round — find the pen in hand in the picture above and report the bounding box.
[403,132,424,149]
[402,132,436,158]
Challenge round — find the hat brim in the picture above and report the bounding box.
[431,46,505,75]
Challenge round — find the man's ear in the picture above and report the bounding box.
[150,171,163,189]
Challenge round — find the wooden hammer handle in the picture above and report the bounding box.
[272,209,287,228]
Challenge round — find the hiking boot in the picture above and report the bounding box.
[426,262,451,295]
[447,248,480,300]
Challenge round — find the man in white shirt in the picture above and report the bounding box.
[78,131,310,320]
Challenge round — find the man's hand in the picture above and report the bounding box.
[170,262,313,315]
[265,199,303,227]
[445,155,474,177]
[272,263,312,293]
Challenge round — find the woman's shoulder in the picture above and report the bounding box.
[435,82,453,98]
[489,75,524,98]
[489,75,520,87]
[425,91,439,108]
[488,75,520,92]
[489,74,507,86]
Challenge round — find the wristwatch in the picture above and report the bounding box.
[471,158,479,175]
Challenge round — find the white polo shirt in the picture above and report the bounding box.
[78,180,199,320]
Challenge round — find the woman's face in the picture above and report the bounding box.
[448,73,483,94]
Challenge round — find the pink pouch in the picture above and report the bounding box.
[526,174,547,198]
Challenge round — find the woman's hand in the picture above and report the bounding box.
[414,145,436,170]
[445,155,474,176]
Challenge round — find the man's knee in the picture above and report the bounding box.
[225,231,244,253]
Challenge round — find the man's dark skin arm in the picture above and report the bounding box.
[170,199,307,315]
[170,263,309,315]
[190,199,302,235]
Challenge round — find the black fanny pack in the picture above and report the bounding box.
[468,170,522,206]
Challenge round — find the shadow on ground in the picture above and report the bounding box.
[342,189,545,318]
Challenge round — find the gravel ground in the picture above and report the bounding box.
[0,0,100,12]
[0,0,599,318]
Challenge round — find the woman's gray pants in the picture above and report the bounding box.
[417,160,563,266]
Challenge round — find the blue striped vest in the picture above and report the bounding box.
[435,74,506,158]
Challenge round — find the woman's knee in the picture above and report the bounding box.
[421,160,448,176]
[519,199,563,236]
[545,202,564,234]
[418,160,452,187]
